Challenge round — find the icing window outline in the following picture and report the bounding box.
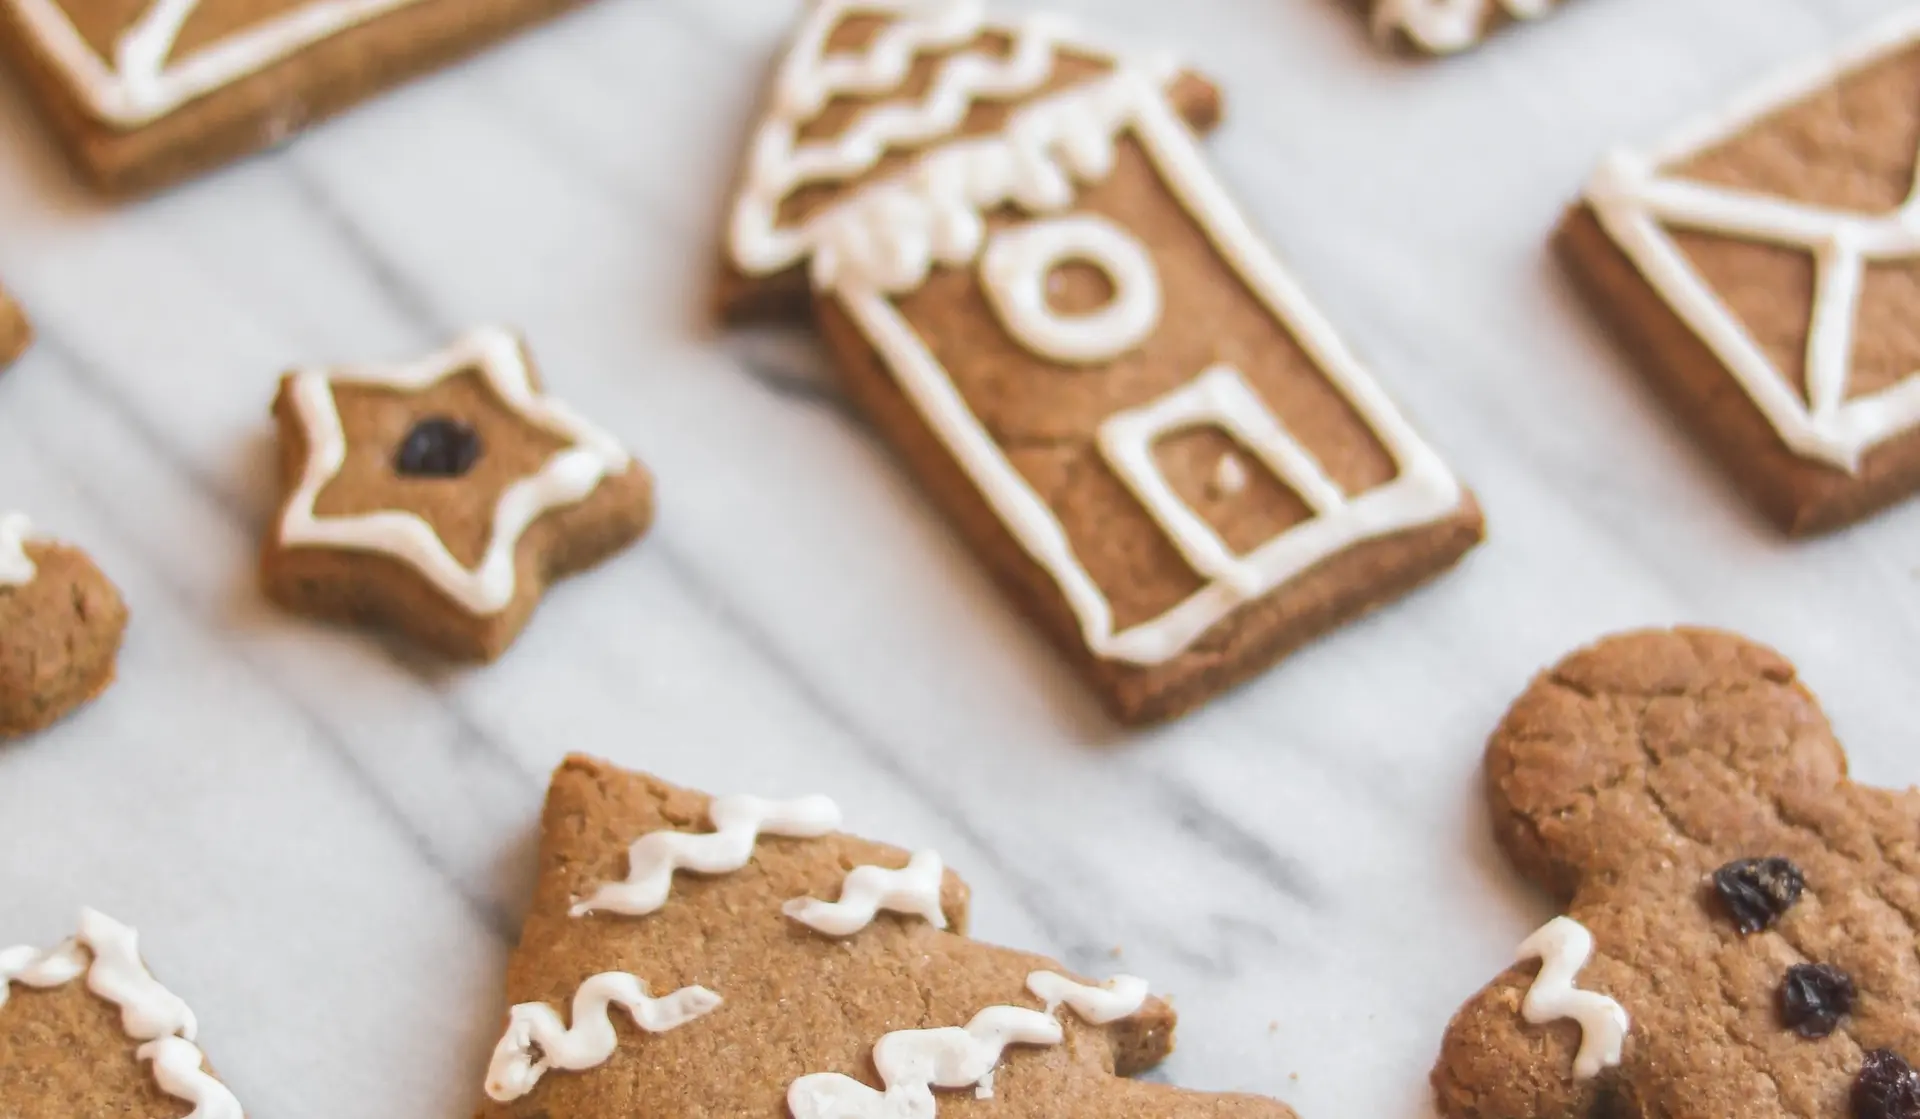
[980,213,1163,365]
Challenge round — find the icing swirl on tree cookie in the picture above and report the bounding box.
[783,849,949,937]
[1025,970,1149,1024]
[485,972,722,1102]
[278,326,632,618]
[0,513,36,587]
[1,909,242,1118]
[571,794,843,917]
[1516,917,1628,1080]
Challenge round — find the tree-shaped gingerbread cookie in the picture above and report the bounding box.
[1435,628,1920,1119]
[476,756,1303,1119]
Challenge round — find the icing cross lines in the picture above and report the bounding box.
[484,972,722,1101]
[1,909,243,1118]
[786,972,1150,1119]
[1589,138,1920,473]
[571,794,843,917]
[1516,917,1629,1080]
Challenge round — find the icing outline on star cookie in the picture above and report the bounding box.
[1585,6,1920,474]
[571,793,843,918]
[2,0,434,128]
[729,3,1465,667]
[0,512,36,587]
[1,908,243,1119]
[276,325,632,619]
[484,972,722,1102]
[1515,916,1628,1081]
[1371,0,1556,54]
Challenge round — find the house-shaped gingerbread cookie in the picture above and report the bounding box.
[720,0,1484,724]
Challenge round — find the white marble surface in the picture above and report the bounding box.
[4,1,1920,1116]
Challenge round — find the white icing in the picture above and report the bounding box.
[730,6,1464,666]
[1516,917,1628,1081]
[0,512,37,587]
[2,0,433,128]
[278,325,632,618]
[783,849,949,936]
[571,794,843,918]
[484,972,722,1102]
[1211,452,1249,496]
[1371,0,1556,54]
[137,1035,245,1119]
[787,1005,1063,1119]
[980,215,1162,365]
[1024,971,1149,1024]
[1,909,242,1117]
[1586,10,1920,474]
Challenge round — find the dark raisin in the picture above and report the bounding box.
[1855,1049,1920,1119]
[1711,857,1805,934]
[1779,963,1854,1038]
[395,417,483,478]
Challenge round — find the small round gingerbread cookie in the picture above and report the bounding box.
[0,513,129,738]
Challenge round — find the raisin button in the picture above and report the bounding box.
[1778,963,1854,1038]
[1711,857,1805,934]
[1855,1050,1920,1119]
[396,417,483,478]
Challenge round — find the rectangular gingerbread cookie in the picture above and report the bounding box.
[0,285,27,367]
[1564,10,1920,534]
[1365,0,1564,55]
[0,0,599,193]
[721,0,1484,724]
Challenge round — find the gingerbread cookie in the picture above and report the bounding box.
[477,755,1303,1119]
[0,284,28,368]
[262,327,652,661]
[1566,11,1920,534]
[719,0,1483,724]
[1433,627,1920,1119]
[2,908,242,1118]
[1366,0,1561,54]
[0,0,599,193]
[0,513,129,738]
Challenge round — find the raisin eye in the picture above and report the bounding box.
[1779,963,1854,1038]
[1854,1049,1920,1119]
[1711,857,1805,934]
[396,417,483,478]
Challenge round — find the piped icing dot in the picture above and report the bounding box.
[1711,857,1805,934]
[1779,962,1855,1039]
[395,416,483,478]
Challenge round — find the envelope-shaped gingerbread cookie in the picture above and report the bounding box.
[1566,10,1920,534]
[721,0,1484,724]
[0,0,597,192]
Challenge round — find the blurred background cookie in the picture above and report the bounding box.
[0,514,129,739]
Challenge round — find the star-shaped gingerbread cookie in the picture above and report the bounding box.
[262,327,653,660]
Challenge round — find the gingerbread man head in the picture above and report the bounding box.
[1434,628,1920,1119]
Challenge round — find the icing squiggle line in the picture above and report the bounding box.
[1025,971,1148,1024]
[787,1005,1063,1118]
[1517,917,1629,1080]
[1371,0,1555,54]
[484,972,722,1101]
[0,512,37,587]
[783,849,949,936]
[571,794,844,917]
[2,909,241,1117]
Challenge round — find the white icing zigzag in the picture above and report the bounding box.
[1517,917,1629,1081]
[783,849,949,937]
[1,909,242,1118]
[571,794,844,917]
[1371,0,1556,54]
[1025,970,1148,1024]
[0,512,37,587]
[485,972,722,1101]
[787,1005,1063,1119]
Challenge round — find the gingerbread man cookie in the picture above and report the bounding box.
[262,327,652,661]
[719,0,1483,724]
[1434,628,1920,1119]
[476,755,1303,1119]
[1366,0,1562,55]
[0,513,129,738]
[1,908,242,1119]
[0,283,28,368]
[0,0,600,193]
